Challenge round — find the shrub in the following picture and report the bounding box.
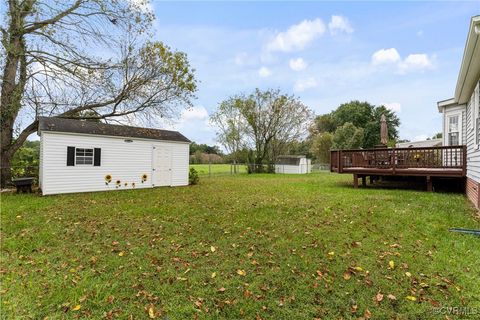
[189,168,199,185]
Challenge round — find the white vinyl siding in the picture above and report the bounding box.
[40,132,189,195]
[275,158,311,174]
[465,81,480,183]
[39,134,44,189]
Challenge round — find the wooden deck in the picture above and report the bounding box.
[330,145,466,190]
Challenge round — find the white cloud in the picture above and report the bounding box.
[371,48,401,65]
[266,18,326,52]
[372,49,434,74]
[383,102,402,112]
[328,15,354,35]
[398,54,433,73]
[258,66,272,78]
[180,106,209,121]
[289,58,307,71]
[293,77,317,92]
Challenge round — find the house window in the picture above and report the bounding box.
[448,115,459,146]
[75,148,94,165]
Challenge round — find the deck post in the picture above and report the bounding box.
[426,176,432,192]
[392,148,396,175]
[362,175,366,187]
[353,174,358,188]
[462,145,467,177]
[338,150,342,173]
[369,175,374,184]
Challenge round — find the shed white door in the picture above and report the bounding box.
[153,145,172,186]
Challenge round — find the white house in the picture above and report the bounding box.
[438,16,480,207]
[396,138,442,148]
[275,155,311,174]
[38,117,190,195]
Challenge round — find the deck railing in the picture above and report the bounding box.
[330,145,466,175]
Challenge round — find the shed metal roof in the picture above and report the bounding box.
[276,155,307,165]
[38,117,190,143]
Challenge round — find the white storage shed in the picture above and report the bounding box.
[275,155,311,174]
[38,117,190,195]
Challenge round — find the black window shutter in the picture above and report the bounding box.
[94,148,101,166]
[67,146,75,166]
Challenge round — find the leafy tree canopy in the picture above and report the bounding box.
[312,100,400,148]
[190,142,222,155]
[332,122,364,150]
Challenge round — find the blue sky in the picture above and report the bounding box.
[149,1,479,145]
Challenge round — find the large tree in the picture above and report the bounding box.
[310,132,333,164]
[209,96,246,168]
[211,89,313,171]
[311,101,400,148]
[0,0,197,186]
[332,122,364,149]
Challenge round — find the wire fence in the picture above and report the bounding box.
[189,163,330,177]
[1,163,331,187]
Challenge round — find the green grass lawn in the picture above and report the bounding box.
[190,164,247,176]
[2,173,480,319]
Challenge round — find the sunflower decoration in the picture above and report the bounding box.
[105,174,112,185]
[124,182,128,187]
[115,180,121,188]
[132,182,136,188]
[141,174,148,183]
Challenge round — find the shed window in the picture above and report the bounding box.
[448,115,459,146]
[75,148,94,165]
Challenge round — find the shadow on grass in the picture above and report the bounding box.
[337,176,465,194]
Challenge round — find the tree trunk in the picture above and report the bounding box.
[0,121,38,188]
[1,8,29,188]
[1,151,13,188]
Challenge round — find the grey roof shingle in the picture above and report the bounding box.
[38,117,190,143]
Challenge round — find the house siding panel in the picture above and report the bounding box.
[41,132,189,195]
[465,83,480,184]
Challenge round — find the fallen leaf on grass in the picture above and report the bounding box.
[387,294,397,300]
[237,269,246,276]
[406,296,417,301]
[343,272,351,280]
[118,252,125,257]
[388,260,395,269]
[351,241,362,247]
[72,305,81,311]
[375,293,384,302]
[217,287,226,293]
[148,306,155,318]
[210,246,216,253]
[211,272,216,278]
[364,309,372,319]
[405,272,412,277]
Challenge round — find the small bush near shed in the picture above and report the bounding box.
[189,168,199,185]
